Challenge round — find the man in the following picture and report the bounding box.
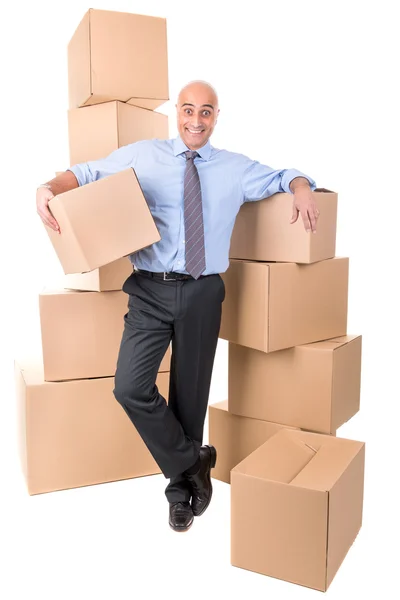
[36,80,318,533]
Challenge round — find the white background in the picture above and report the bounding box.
[1,0,399,598]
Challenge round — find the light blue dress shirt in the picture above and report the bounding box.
[69,136,316,275]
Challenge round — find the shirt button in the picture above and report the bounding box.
[182,240,185,244]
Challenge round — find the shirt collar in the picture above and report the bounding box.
[173,135,212,161]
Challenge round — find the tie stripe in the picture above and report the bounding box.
[183,150,206,279]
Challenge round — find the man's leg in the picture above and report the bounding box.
[164,273,225,504]
[113,272,201,478]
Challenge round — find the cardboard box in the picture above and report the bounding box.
[68,9,169,110]
[15,360,170,495]
[229,189,337,263]
[68,101,169,165]
[208,400,298,483]
[231,428,365,591]
[220,257,348,352]
[229,335,361,434]
[39,289,171,381]
[64,257,133,292]
[45,168,160,274]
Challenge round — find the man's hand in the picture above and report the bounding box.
[36,186,60,233]
[289,179,319,233]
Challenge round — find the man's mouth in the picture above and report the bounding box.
[186,128,204,135]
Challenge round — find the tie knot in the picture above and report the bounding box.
[185,150,198,161]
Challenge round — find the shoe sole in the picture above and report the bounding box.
[193,445,217,517]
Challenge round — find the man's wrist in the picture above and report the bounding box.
[289,177,311,193]
[37,183,53,192]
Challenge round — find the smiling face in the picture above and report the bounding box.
[176,82,220,150]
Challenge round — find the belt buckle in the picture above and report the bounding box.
[163,272,177,281]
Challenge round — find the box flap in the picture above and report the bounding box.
[233,428,364,492]
[232,429,316,482]
[301,334,361,352]
[286,430,365,491]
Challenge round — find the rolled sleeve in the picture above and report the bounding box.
[280,168,317,194]
[241,158,316,202]
[67,143,139,186]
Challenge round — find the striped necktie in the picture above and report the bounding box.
[183,150,206,279]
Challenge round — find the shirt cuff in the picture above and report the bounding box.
[281,169,317,194]
[67,165,85,187]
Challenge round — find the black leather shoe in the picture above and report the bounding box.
[169,502,194,532]
[185,445,217,517]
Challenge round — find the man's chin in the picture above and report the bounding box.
[183,132,207,149]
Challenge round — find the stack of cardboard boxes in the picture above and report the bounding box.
[209,190,365,591]
[15,9,172,495]
[14,6,364,592]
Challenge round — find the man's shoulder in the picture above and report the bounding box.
[210,145,253,166]
[127,138,174,151]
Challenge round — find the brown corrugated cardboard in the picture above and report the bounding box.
[229,189,337,263]
[15,360,170,495]
[228,335,361,434]
[39,289,171,381]
[68,101,169,165]
[231,428,365,591]
[45,168,160,274]
[208,400,298,483]
[220,257,348,352]
[64,257,133,292]
[68,9,169,110]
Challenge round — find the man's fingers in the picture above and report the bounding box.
[290,205,299,224]
[300,209,312,233]
[38,208,60,232]
[309,210,318,233]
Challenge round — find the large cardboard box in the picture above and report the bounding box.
[68,9,169,110]
[45,168,160,274]
[15,360,170,495]
[229,335,361,434]
[39,289,171,381]
[229,189,337,263]
[68,101,169,165]
[220,257,348,353]
[64,257,133,292]
[208,400,298,483]
[231,428,365,591]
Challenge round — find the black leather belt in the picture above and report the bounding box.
[135,269,206,281]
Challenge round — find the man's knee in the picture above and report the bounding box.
[113,372,154,407]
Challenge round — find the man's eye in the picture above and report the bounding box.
[185,108,192,114]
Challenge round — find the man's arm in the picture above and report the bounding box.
[241,159,319,232]
[36,142,140,233]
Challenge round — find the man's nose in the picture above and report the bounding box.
[191,115,202,127]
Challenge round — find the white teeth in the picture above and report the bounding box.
[188,129,203,134]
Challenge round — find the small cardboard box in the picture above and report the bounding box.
[45,168,160,274]
[231,428,365,591]
[229,189,337,263]
[64,257,133,292]
[15,360,170,495]
[68,101,169,165]
[68,8,169,110]
[229,335,362,434]
[208,400,298,483]
[39,289,171,381]
[220,258,348,353]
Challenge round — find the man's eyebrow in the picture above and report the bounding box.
[181,103,214,110]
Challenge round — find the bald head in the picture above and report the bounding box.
[176,80,220,150]
[177,80,219,108]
